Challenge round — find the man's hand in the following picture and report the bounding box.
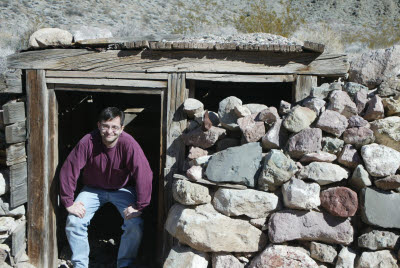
[66,201,86,218]
[123,205,142,220]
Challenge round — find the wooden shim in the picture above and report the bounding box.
[292,75,317,103]
[46,70,168,80]
[3,101,25,125]
[46,77,167,88]
[10,183,27,209]
[11,221,26,257]
[0,142,26,166]
[54,84,164,95]
[7,49,349,76]
[186,73,295,83]
[303,41,325,53]
[173,174,247,189]
[5,121,26,144]
[0,69,22,94]
[9,161,27,209]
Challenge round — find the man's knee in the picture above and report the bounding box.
[66,214,87,231]
[123,217,143,234]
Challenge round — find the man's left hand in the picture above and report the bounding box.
[123,205,142,220]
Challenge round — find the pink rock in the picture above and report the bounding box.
[338,144,362,169]
[261,119,288,150]
[316,110,348,137]
[320,187,358,217]
[186,165,203,181]
[327,90,358,118]
[354,90,369,114]
[374,175,400,190]
[299,152,337,163]
[287,128,322,159]
[188,147,208,160]
[257,107,280,124]
[348,115,370,128]
[364,95,385,121]
[343,127,375,148]
[237,114,265,143]
[182,126,226,149]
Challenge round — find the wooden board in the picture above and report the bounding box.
[2,101,25,125]
[0,142,26,166]
[11,221,26,257]
[186,73,295,83]
[8,49,349,77]
[292,75,318,103]
[46,77,167,88]
[54,84,164,95]
[5,121,26,144]
[46,70,168,80]
[0,69,22,94]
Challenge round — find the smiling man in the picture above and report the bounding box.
[59,107,153,268]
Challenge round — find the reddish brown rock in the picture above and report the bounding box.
[237,114,265,143]
[348,115,370,128]
[338,144,362,169]
[354,90,368,114]
[316,110,348,137]
[182,126,226,149]
[343,127,375,148]
[364,95,385,121]
[327,90,358,118]
[374,175,400,190]
[287,128,322,159]
[188,147,208,160]
[201,110,213,131]
[320,187,358,217]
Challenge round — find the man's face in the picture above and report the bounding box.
[97,116,124,147]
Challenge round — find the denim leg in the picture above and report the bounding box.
[109,187,144,268]
[65,186,104,268]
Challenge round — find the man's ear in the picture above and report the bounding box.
[121,125,124,131]
[97,122,101,129]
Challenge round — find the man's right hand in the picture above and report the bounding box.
[66,201,86,218]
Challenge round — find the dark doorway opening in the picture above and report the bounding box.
[56,90,161,267]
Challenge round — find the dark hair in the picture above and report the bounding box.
[98,107,125,125]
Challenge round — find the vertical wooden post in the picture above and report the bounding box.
[159,73,188,263]
[26,70,58,268]
[292,75,317,103]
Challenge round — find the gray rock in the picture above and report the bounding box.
[257,107,280,124]
[335,247,356,268]
[311,86,333,100]
[268,210,354,245]
[212,188,279,218]
[163,245,209,268]
[205,142,262,187]
[299,152,337,163]
[234,105,251,118]
[375,175,400,190]
[343,127,375,148]
[258,149,298,191]
[183,98,204,118]
[370,116,400,152]
[29,28,73,48]
[298,162,349,185]
[337,144,362,169]
[261,119,288,150]
[248,245,318,268]
[310,242,337,264]
[316,110,348,137]
[343,82,368,98]
[382,95,400,116]
[287,128,322,159]
[212,253,244,268]
[172,179,211,205]
[322,137,345,155]
[378,77,400,97]
[215,138,240,152]
[348,115,370,128]
[361,187,400,228]
[243,103,268,114]
[165,204,267,252]
[364,95,385,121]
[361,143,400,177]
[283,106,316,133]
[182,126,226,149]
[218,96,242,130]
[302,97,326,115]
[0,196,24,216]
[279,100,291,115]
[71,26,113,42]
[329,82,343,91]
[358,230,399,250]
[0,217,15,232]
[237,114,265,143]
[282,178,320,210]
[189,155,212,166]
[349,165,372,190]
[356,250,397,268]
[354,90,369,114]
[327,90,358,118]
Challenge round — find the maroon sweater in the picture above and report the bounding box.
[59,129,153,211]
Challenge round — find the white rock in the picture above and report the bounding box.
[212,188,279,218]
[234,105,251,118]
[212,253,244,268]
[335,247,356,268]
[361,143,400,177]
[163,245,209,268]
[172,179,211,205]
[29,28,73,48]
[0,217,15,232]
[184,98,204,118]
[186,165,203,181]
[310,242,337,264]
[349,165,372,190]
[356,250,397,268]
[0,171,9,196]
[243,103,268,114]
[282,178,320,210]
[298,162,349,185]
[370,116,400,152]
[358,230,399,250]
[71,26,113,42]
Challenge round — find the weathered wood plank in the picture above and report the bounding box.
[186,73,295,83]
[7,49,349,76]
[46,71,168,80]
[0,69,22,94]
[54,84,164,95]
[2,101,25,125]
[292,75,318,103]
[5,121,26,144]
[303,41,325,53]
[0,142,26,166]
[46,77,167,88]
[11,221,26,257]
[173,174,247,189]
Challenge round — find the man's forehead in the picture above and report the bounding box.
[100,116,121,125]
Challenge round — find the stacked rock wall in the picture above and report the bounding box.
[164,80,400,267]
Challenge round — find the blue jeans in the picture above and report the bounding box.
[65,186,144,268]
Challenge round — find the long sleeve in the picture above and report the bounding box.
[127,141,153,211]
[59,138,89,208]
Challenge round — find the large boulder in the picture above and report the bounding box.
[213,188,279,218]
[163,245,209,268]
[248,245,318,268]
[370,116,400,152]
[361,143,400,177]
[205,142,262,187]
[29,28,73,48]
[349,45,400,89]
[283,106,316,133]
[172,179,211,205]
[282,178,320,210]
[218,96,242,130]
[356,250,397,268]
[298,162,349,185]
[361,187,400,229]
[183,98,204,118]
[165,204,267,252]
[268,210,354,245]
[237,114,265,143]
[258,149,298,191]
[287,128,322,159]
[343,127,375,148]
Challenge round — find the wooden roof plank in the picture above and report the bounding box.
[46,77,167,88]
[186,73,295,83]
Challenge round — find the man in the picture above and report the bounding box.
[60,107,153,268]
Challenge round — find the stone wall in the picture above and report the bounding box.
[164,80,400,267]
